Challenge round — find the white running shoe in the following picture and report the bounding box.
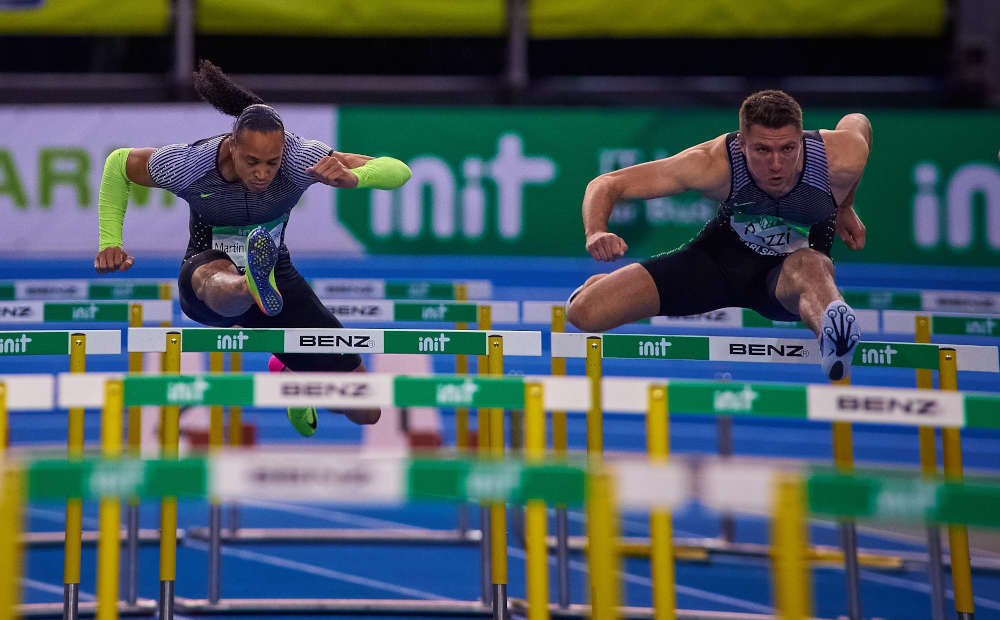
[819,300,861,381]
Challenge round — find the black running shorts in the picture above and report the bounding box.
[178,249,362,372]
[639,221,800,322]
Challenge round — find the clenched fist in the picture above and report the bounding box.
[586,232,628,261]
[306,154,358,188]
[94,246,135,274]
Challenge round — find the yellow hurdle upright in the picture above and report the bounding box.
[97,380,124,620]
[0,462,24,620]
[550,306,571,609]
[771,473,811,620]
[523,382,549,620]
[939,348,975,620]
[587,468,620,620]
[830,371,862,620]
[487,335,508,620]
[477,305,492,607]
[159,332,181,620]
[646,386,675,620]
[64,334,87,620]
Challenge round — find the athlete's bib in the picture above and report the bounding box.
[211,215,287,269]
[729,214,810,256]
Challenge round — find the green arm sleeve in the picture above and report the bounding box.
[97,148,133,251]
[351,157,412,190]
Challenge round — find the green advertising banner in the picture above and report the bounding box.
[337,107,1000,267]
[0,0,169,34]
[197,0,942,37]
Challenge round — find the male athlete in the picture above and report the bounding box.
[567,90,870,380]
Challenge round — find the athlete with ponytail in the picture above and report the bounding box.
[94,60,411,435]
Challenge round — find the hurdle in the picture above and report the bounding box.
[321,298,518,325]
[310,277,492,300]
[0,301,171,326]
[553,330,999,619]
[0,279,175,302]
[56,369,588,620]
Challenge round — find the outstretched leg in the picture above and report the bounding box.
[774,248,860,380]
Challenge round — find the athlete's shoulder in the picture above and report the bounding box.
[818,128,869,184]
[147,134,223,193]
[675,134,732,197]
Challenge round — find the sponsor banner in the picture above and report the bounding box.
[922,291,1000,314]
[0,331,68,355]
[649,308,743,329]
[614,462,688,510]
[393,376,524,409]
[522,301,564,325]
[12,280,86,300]
[0,0,169,34]
[323,300,395,323]
[602,378,664,413]
[669,382,808,418]
[0,374,53,410]
[842,289,923,311]
[807,385,965,427]
[932,316,1000,338]
[283,329,383,354]
[211,453,404,503]
[0,105,357,259]
[0,302,42,323]
[58,372,124,408]
[26,458,207,501]
[963,396,1000,430]
[524,375,592,412]
[254,373,391,409]
[87,283,164,300]
[310,278,493,300]
[123,375,254,407]
[602,334,710,360]
[180,328,285,353]
[197,0,942,37]
[336,107,999,267]
[394,302,478,323]
[709,336,815,364]
[741,310,805,330]
[853,342,940,370]
[42,302,128,322]
[407,459,588,505]
[0,279,170,301]
[383,330,486,355]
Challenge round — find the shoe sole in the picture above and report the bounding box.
[246,228,282,316]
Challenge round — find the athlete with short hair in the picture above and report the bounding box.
[94,60,412,435]
[567,90,870,380]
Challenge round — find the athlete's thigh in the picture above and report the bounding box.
[640,245,733,317]
[569,263,660,331]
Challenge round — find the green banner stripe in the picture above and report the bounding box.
[393,376,525,409]
[964,395,1000,430]
[0,285,14,301]
[43,303,129,322]
[932,316,1000,338]
[26,458,207,500]
[741,310,804,329]
[603,334,710,359]
[853,342,940,369]
[0,332,68,356]
[383,330,486,354]
[123,375,255,406]
[385,282,457,300]
[842,290,922,311]
[393,303,478,322]
[406,459,587,505]
[180,328,285,353]
[87,284,162,300]
[668,382,808,418]
[806,472,1000,528]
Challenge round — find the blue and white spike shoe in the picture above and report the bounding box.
[819,300,861,381]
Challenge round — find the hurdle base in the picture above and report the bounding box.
[18,599,157,617]
[174,596,492,615]
[186,527,482,545]
[21,528,185,547]
[509,600,836,620]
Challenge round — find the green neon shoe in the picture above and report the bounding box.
[287,406,318,437]
[245,226,282,316]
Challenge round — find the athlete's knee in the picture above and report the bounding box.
[350,407,381,425]
[567,294,608,333]
[787,248,833,277]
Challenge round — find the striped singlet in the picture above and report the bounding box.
[146,131,333,265]
[713,130,837,256]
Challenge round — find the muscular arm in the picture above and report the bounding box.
[94,147,158,273]
[823,114,873,250]
[583,136,730,237]
[306,151,410,190]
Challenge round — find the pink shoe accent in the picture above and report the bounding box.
[267,355,287,373]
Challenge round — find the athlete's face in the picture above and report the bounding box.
[230,129,284,193]
[739,124,803,197]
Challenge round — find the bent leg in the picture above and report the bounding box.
[567,263,660,332]
[191,259,253,317]
[773,248,841,335]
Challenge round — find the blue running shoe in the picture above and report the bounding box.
[245,226,282,316]
[819,300,861,381]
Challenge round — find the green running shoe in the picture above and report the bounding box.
[287,406,318,437]
[245,226,282,316]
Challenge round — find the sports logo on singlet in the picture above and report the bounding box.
[211,215,287,269]
[729,213,810,256]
